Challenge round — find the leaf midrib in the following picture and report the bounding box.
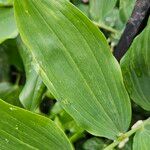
[30,0,119,133]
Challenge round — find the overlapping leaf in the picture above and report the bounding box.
[89,0,123,37]
[17,37,46,111]
[14,0,131,139]
[121,20,150,111]
[0,7,18,44]
[0,99,73,150]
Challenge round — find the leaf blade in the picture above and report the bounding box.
[17,37,46,111]
[14,0,131,139]
[0,7,18,44]
[89,0,117,23]
[133,119,150,150]
[121,20,150,111]
[0,99,73,150]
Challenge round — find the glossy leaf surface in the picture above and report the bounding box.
[121,21,150,111]
[14,0,131,139]
[0,99,73,150]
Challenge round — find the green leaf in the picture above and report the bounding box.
[0,82,22,107]
[89,0,122,34]
[121,21,150,111]
[51,105,84,143]
[70,0,80,5]
[133,119,150,150]
[0,39,23,107]
[0,7,18,44]
[119,0,136,23]
[0,39,23,71]
[14,0,131,139]
[0,45,9,82]
[83,137,106,150]
[0,0,13,7]
[0,99,73,150]
[89,0,117,23]
[76,3,89,17]
[17,37,46,111]
[0,38,23,84]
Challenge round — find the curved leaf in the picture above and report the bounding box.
[17,37,46,111]
[121,21,150,111]
[0,7,18,44]
[0,99,73,150]
[14,0,131,139]
[133,119,150,150]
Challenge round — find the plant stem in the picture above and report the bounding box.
[114,0,150,62]
[104,118,150,150]
[93,21,118,34]
[15,73,21,85]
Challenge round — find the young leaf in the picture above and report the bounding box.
[121,20,150,111]
[133,119,150,150]
[14,0,131,139]
[17,37,46,111]
[0,7,18,44]
[0,99,73,150]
